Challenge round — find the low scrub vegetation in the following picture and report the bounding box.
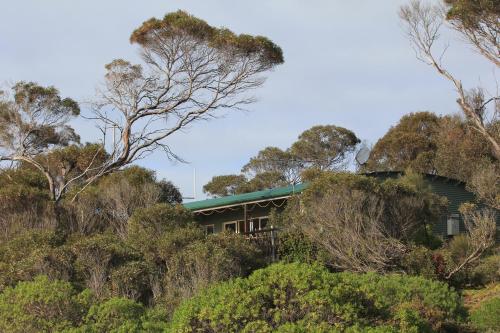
[169,262,466,332]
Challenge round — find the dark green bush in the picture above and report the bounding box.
[0,275,89,332]
[110,261,151,303]
[161,232,264,313]
[168,262,465,332]
[69,233,140,298]
[0,231,65,291]
[71,297,145,332]
[469,297,500,332]
[278,229,328,265]
[127,203,193,243]
[471,254,500,286]
[401,246,440,280]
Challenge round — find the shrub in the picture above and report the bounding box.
[0,231,64,291]
[110,261,151,302]
[73,297,145,332]
[288,172,447,273]
[469,297,500,332]
[278,230,328,265]
[471,254,500,286]
[70,233,140,298]
[0,275,88,332]
[162,232,264,313]
[401,246,440,280]
[127,203,193,243]
[168,262,465,332]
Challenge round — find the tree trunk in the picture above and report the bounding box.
[460,101,500,161]
[52,199,70,243]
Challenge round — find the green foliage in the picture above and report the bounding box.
[293,172,447,272]
[444,0,500,25]
[130,10,284,66]
[65,166,183,237]
[73,297,145,333]
[127,203,194,251]
[157,180,183,204]
[0,230,60,291]
[161,232,264,312]
[0,81,81,167]
[365,112,441,173]
[205,124,360,196]
[471,254,500,286]
[70,233,140,297]
[469,296,500,332]
[411,225,443,250]
[278,230,328,265]
[365,112,497,184]
[110,261,151,302]
[401,246,444,281]
[202,174,248,197]
[290,125,360,170]
[169,262,465,332]
[0,276,87,333]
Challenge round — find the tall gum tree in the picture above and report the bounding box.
[0,11,284,230]
[399,0,500,160]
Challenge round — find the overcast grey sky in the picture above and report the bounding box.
[1,0,496,200]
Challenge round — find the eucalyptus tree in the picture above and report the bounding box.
[204,125,360,196]
[0,11,283,230]
[399,0,500,160]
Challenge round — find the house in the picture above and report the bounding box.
[184,172,499,238]
[183,183,307,234]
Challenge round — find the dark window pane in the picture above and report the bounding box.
[224,222,237,233]
[206,225,214,235]
[260,218,269,229]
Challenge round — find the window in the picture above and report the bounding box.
[447,214,460,236]
[224,221,237,233]
[249,217,269,231]
[205,224,214,235]
[260,217,269,230]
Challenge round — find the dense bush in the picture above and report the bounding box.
[0,231,68,291]
[286,172,447,273]
[469,297,500,332]
[70,233,140,298]
[401,246,441,280]
[69,297,147,333]
[169,262,466,332]
[471,254,500,286]
[161,232,264,312]
[277,229,328,265]
[127,203,194,258]
[0,276,89,333]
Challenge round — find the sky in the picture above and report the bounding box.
[0,0,497,200]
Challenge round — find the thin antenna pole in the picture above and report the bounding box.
[193,168,196,200]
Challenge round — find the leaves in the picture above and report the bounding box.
[130,10,284,66]
[169,262,465,332]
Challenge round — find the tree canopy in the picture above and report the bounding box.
[204,125,360,197]
[399,0,500,160]
[0,10,284,236]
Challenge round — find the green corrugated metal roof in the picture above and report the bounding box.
[184,183,308,212]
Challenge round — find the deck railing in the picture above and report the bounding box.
[242,227,279,261]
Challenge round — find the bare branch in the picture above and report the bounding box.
[399,0,500,160]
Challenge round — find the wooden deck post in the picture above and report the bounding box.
[243,204,248,233]
[270,226,276,262]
